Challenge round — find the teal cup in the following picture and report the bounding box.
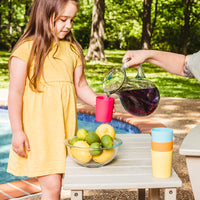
[151,127,173,143]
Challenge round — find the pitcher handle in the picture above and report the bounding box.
[136,64,146,79]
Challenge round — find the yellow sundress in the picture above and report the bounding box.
[7,40,81,177]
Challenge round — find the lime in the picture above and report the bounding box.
[101,135,113,148]
[77,128,88,140]
[70,136,80,145]
[89,142,102,156]
[85,132,100,145]
[93,149,115,163]
[96,124,115,139]
[71,141,92,163]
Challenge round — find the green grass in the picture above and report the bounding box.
[1,49,200,98]
[0,51,10,88]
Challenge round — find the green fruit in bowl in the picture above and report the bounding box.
[89,142,102,156]
[85,132,100,145]
[101,135,113,148]
[77,128,88,140]
[70,136,80,145]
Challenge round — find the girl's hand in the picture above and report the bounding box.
[12,131,30,158]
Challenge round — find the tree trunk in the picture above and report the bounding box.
[141,0,152,50]
[0,0,1,28]
[8,0,12,51]
[182,0,192,54]
[151,0,158,37]
[0,0,2,42]
[21,0,31,34]
[85,0,107,62]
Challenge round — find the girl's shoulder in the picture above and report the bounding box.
[16,39,34,52]
[11,39,33,63]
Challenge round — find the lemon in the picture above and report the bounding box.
[101,135,113,148]
[77,128,88,140]
[85,132,100,145]
[70,136,80,145]
[93,149,115,163]
[71,141,92,163]
[96,124,115,139]
[89,142,102,156]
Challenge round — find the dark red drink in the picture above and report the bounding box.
[116,87,160,116]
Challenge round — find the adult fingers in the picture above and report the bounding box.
[122,55,131,63]
[123,59,140,69]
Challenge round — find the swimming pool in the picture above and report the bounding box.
[0,107,140,184]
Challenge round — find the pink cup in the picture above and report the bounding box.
[96,96,114,122]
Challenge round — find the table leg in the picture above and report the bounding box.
[164,188,176,200]
[148,188,160,200]
[71,190,83,200]
[138,189,145,200]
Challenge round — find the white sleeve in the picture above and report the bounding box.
[188,51,200,83]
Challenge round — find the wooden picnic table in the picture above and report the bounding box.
[63,134,182,200]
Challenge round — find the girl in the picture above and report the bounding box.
[7,0,97,199]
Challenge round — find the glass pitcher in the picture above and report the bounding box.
[103,65,160,116]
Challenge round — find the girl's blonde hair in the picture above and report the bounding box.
[9,0,84,91]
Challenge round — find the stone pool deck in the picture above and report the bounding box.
[1,88,200,199]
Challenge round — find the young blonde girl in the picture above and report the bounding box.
[7,0,96,199]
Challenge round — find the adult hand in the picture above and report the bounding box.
[122,50,147,68]
[12,130,30,158]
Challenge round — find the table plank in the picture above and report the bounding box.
[64,170,181,190]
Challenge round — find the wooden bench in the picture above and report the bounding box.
[63,134,182,200]
[180,124,200,200]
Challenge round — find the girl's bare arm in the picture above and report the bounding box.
[8,57,30,157]
[74,65,97,107]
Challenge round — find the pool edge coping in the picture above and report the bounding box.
[77,105,166,134]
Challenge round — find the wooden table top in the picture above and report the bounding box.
[63,134,182,190]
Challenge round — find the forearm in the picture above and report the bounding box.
[8,90,23,134]
[8,57,27,134]
[76,84,97,107]
[74,66,97,107]
[8,89,30,157]
[123,50,187,76]
[146,50,186,76]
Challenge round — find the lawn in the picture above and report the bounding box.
[0,51,10,88]
[1,49,200,99]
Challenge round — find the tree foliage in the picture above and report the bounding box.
[0,0,200,54]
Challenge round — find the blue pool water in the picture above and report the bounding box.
[0,107,140,184]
